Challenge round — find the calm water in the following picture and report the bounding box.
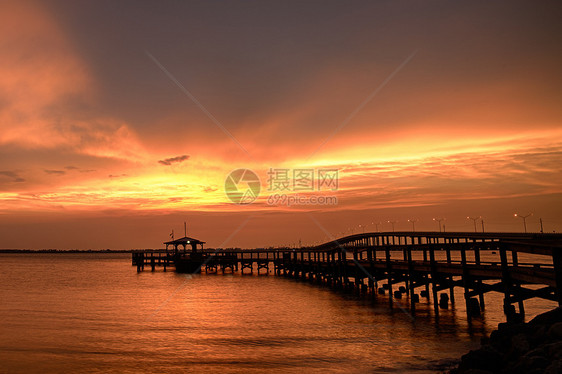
[0,253,556,373]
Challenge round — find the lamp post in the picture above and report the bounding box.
[467,216,481,233]
[514,213,532,233]
[433,218,445,233]
[387,220,397,232]
[407,219,418,232]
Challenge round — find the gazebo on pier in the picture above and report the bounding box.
[164,236,205,254]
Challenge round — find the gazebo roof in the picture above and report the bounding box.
[163,236,206,245]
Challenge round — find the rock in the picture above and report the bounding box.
[525,345,548,359]
[544,358,562,374]
[505,333,530,366]
[510,333,530,356]
[530,325,548,348]
[426,358,459,372]
[548,322,562,340]
[495,322,533,341]
[458,345,504,373]
[528,356,550,370]
[450,307,562,374]
[490,325,522,353]
[545,341,562,360]
[529,307,562,326]
[506,355,549,374]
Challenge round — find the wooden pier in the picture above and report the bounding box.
[132,249,277,274]
[132,231,562,321]
[132,250,174,272]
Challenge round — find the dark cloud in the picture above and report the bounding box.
[66,166,96,173]
[108,174,127,178]
[0,171,25,183]
[158,155,190,166]
[41,0,562,144]
[44,169,66,175]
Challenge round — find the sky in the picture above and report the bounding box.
[1,0,561,249]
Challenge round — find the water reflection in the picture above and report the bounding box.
[0,253,556,373]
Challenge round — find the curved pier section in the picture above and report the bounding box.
[132,231,562,322]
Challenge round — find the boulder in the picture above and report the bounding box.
[545,341,562,360]
[544,359,562,374]
[529,307,562,326]
[509,333,530,356]
[451,308,562,374]
[547,322,562,341]
[458,345,504,373]
[506,354,549,374]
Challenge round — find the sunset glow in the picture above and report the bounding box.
[1,1,561,249]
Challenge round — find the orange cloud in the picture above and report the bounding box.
[1,132,559,214]
[0,1,149,165]
[0,1,91,146]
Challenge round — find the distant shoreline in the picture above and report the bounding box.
[0,249,133,253]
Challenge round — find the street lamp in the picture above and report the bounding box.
[467,216,481,233]
[407,219,418,232]
[433,218,445,233]
[514,213,532,233]
[387,220,397,232]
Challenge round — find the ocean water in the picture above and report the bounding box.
[0,253,556,373]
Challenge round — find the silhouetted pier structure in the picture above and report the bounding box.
[132,250,174,272]
[132,236,206,272]
[132,231,562,321]
[132,249,276,274]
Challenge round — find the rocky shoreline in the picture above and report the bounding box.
[449,307,562,373]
